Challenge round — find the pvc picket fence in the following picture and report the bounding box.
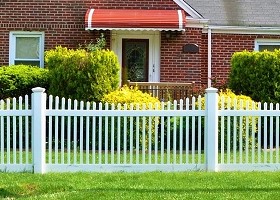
[0,87,280,173]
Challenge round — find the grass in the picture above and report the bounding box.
[0,172,280,199]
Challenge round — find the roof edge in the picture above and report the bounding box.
[173,0,204,19]
[205,25,280,35]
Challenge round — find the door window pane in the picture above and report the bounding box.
[122,39,149,84]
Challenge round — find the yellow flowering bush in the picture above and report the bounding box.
[102,86,161,149]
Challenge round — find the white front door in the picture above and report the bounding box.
[111,30,160,84]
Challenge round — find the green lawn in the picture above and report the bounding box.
[0,172,280,199]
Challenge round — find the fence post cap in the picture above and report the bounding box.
[205,87,218,93]
[32,87,46,93]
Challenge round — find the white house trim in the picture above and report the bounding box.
[111,30,160,83]
[206,25,280,35]
[173,0,203,19]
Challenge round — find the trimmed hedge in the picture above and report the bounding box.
[0,65,49,99]
[45,46,120,102]
[229,50,280,103]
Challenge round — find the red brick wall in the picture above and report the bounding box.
[200,33,280,86]
[0,0,180,65]
[161,28,202,84]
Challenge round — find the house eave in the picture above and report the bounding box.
[204,25,280,35]
[185,17,209,28]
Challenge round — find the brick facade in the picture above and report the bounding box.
[1,0,279,86]
[201,34,280,86]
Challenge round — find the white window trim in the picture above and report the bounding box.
[254,39,280,51]
[9,31,45,67]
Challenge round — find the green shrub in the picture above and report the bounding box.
[101,86,161,149]
[45,46,120,102]
[229,50,280,103]
[0,65,49,99]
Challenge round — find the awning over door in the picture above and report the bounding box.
[85,9,186,31]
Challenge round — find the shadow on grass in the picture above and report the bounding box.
[0,188,19,198]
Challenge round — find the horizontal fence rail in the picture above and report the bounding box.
[0,87,280,173]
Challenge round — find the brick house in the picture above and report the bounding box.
[1,0,280,87]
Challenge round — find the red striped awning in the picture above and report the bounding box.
[85,9,186,31]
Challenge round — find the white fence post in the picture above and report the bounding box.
[32,87,47,174]
[205,87,218,171]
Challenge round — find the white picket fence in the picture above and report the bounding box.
[0,87,280,173]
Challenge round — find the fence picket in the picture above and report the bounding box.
[123,104,127,164]
[19,97,23,164]
[148,103,152,164]
[12,98,17,164]
[136,104,140,164]
[79,101,84,164]
[269,103,274,163]
[111,103,115,164]
[233,98,237,164]
[185,98,189,164]
[264,103,268,163]
[257,102,262,163]
[48,95,53,164]
[104,103,109,164]
[86,102,90,164]
[221,96,225,164]
[142,104,146,164]
[173,100,177,164]
[61,98,65,164]
[154,103,159,164]
[25,95,29,164]
[117,103,121,164]
[92,102,96,164]
[129,104,133,164]
[67,99,71,164]
[191,97,195,164]
[252,102,256,164]
[179,99,183,164]
[237,100,242,163]
[245,100,249,163]
[160,102,165,164]
[55,96,59,164]
[227,97,231,164]
[166,102,170,164]
[73,100,78,164]
[98,102,102,164]
[7,98,10,164]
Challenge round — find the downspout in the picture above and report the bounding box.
[208,27,212,87]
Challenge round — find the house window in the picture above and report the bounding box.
[9,32,44,67]
[255,40,280,51]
